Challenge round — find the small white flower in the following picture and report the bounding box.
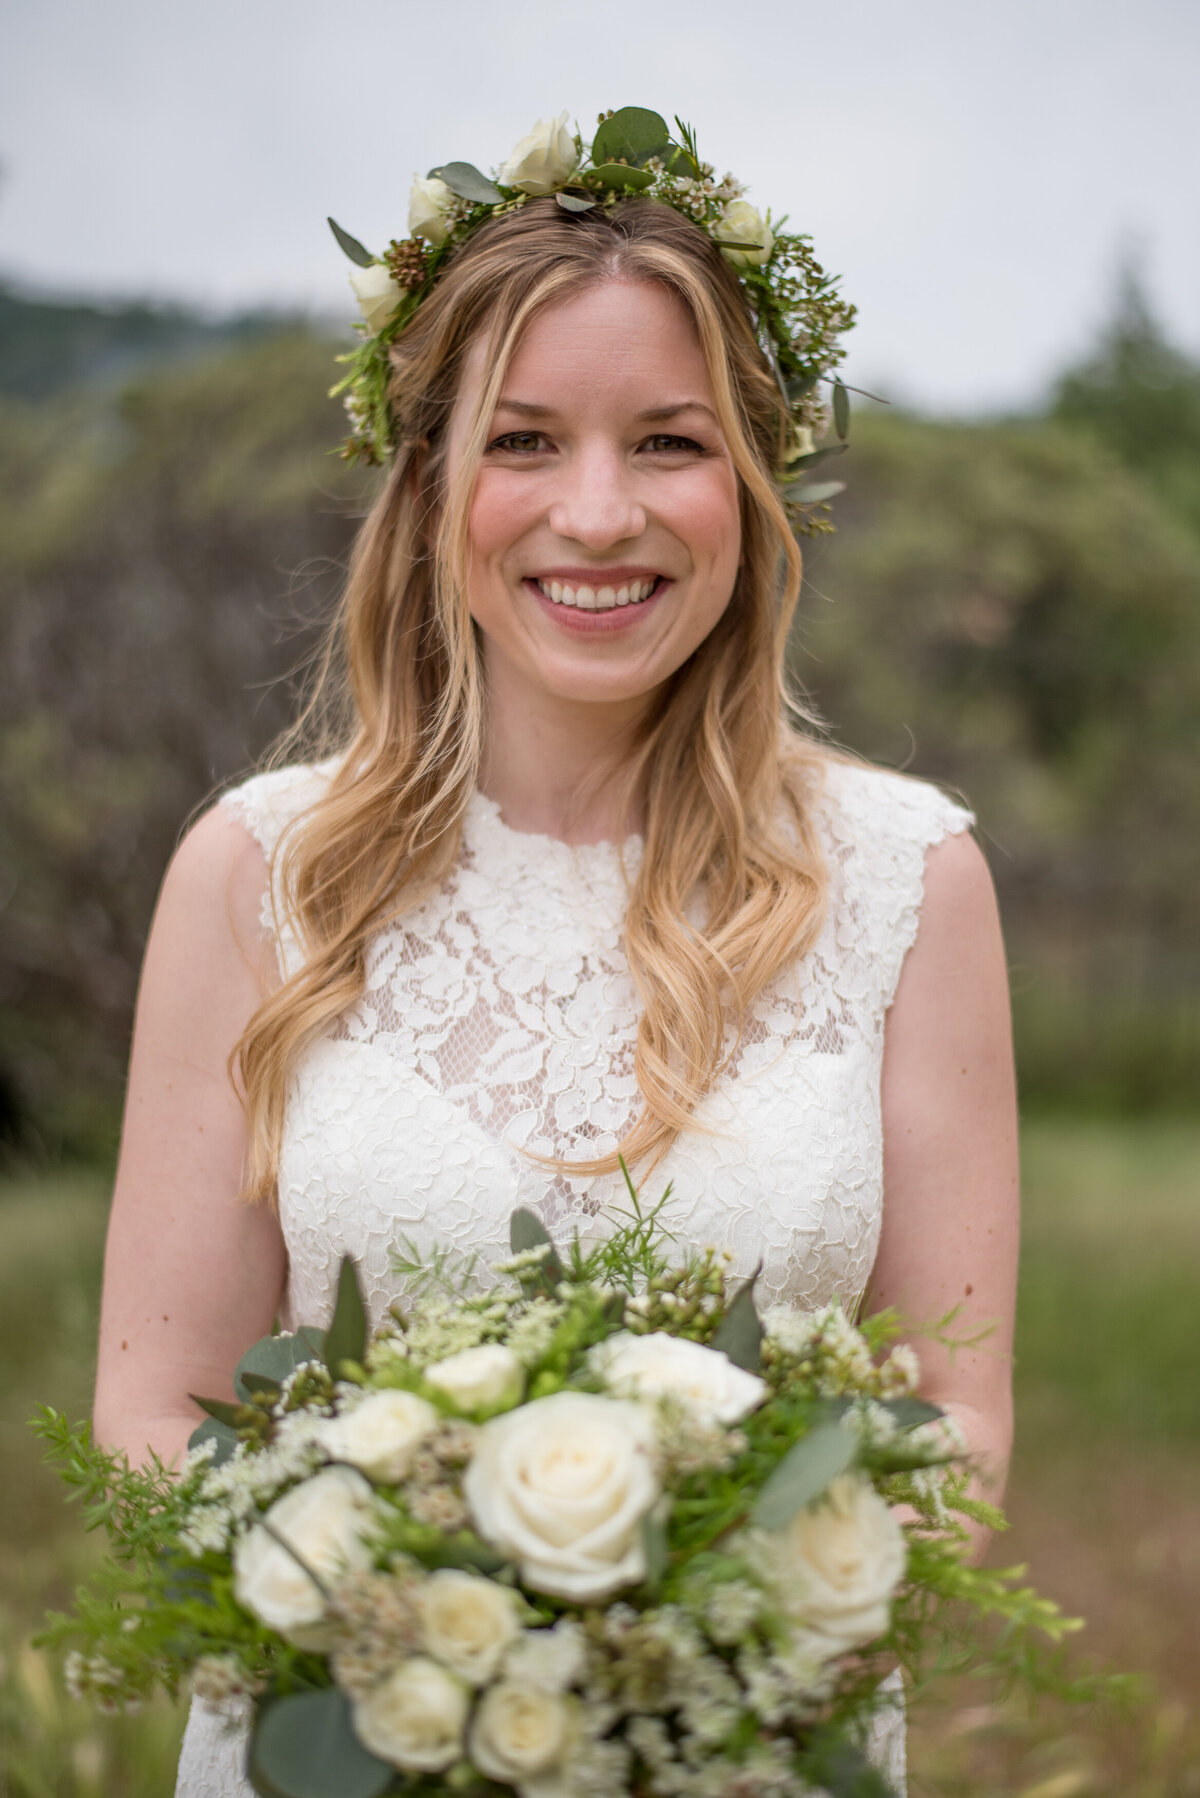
[320,1389,439,1483]
[498,111,578,195]
[593,1331,767,1427]
[352,1655,469,1772]
[232,1465,376,1647]
[503,1620,587,1694]
[348,263,403,335]
[408,173,455,245]
[418,1569,522,1684]
[718,199,774,270]
[425,1343,524,1412]
[469,1680,573,1789]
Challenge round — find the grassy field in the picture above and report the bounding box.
[1,1118,1197,1796]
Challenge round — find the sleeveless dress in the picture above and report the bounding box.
[174,754,973,1797]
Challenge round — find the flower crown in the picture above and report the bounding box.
[329,107,858,533]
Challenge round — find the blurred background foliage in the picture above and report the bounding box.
[1,266,1198,1158]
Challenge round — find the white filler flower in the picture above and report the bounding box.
[497,112,578,194]
[425,1343,524,1412]
[763,1472,907,1655]
[469,1680,573,1790]
[718,199,775,269]
[352,1655,469,1772]
[408,173,455,245]
[320,1388,439,1484]
[464,1391,659,1602]
[594,1331,767,1427]
[232,1465,375,1645]
[418,1569,522,1684]
[348,264,403,335]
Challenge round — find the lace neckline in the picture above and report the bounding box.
[464,787,643,876]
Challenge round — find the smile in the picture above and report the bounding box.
[533,576,661,611]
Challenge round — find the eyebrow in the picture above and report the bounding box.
[493,398,719,424]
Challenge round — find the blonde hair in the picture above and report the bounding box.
[235,197,830,1200]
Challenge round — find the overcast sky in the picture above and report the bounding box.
[2,0,1197,412]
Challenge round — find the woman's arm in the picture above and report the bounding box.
[93,803,288,1470]
[865,829,1020,1561]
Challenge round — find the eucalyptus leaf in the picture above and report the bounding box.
[592,106,671,167]
[326,218,374,270]
[323,1258,368,1378]
[833,379,851,442]
[586,162,654,191]
[641,1500,671,1586]
[801,1726,897,1797]
[790,442,850,472]
[187,1416,239,1466]
[235,1326,326,1402]
[189,1394,243,1430]
[430,161,504,205]
[785,371,820,403]
[881,1396,945,1429]
[556,191,597,213]
[249,1689,393,1798]
[787,480,846,505]
[709,1269,763,1372]
[752,1420,858,1530]
[509,1207,564,1285]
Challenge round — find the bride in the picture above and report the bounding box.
[92,113,1017,1796]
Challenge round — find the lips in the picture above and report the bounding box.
[533,575,660,612]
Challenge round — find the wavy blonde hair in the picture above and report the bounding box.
[235,197,830,1200]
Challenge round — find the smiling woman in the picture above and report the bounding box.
[92,115,1017,1798]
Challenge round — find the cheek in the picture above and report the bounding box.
[467,472,539,563]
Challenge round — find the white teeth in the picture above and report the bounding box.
[536,577,659,609]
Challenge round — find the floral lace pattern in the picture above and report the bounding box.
[174,753,970,1796]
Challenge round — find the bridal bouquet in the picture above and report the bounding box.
[37,1192,1101,1798]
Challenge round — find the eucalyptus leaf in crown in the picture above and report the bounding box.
[327,107,860,534]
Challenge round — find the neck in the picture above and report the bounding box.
[476,656,651,845]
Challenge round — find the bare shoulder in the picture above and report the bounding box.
[152,797,278,993]
[906,828,1004,980]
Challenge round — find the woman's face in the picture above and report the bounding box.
[446,277,742,715]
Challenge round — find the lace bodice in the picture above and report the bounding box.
[175,753,971,1796]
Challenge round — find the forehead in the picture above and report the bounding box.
[462,277,712,416]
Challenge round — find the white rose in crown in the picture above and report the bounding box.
[408,172,455,245]
[497,111,579,195]
[319,1388,438,1483]
[352,1655,469,1772]
[348,263,403,335]
[593,1330,768,1427]
[758,1472,907,1655]
[464,1391,660,1602]
[469,1680,574,1792]
[425,1343,524,1413]
[718,199,775,269]
[232,1465,375,1646]
[418,1569,523,1684]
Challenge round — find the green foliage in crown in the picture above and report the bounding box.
[327,108,859,535]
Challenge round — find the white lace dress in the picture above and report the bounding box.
[175,754,972,1797]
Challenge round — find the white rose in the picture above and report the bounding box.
[418,1569,522,1684]
[408,173,455,245]
[352,1655,469,1772]
[464,1391,659,1603]
[469,1680,572,1789]
[232,1466,375,1645]
[425,1343,524,1413]
[348,263,403,335]
[718,199,775,270]
[320,1389,439,1484]
[763,1472,907,1654]
[497,111,578,195]
[593,1331,767,1427]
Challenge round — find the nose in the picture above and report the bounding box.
[546,442,647,549]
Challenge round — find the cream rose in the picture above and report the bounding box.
[593,1331,767,1427]
[497,112,578,194]
[425,1344,524,1413]
[320,1389,439,1483]
[232,1466,375,1645]
[469,1681,572,1789]
[348,263,403,335]
[418,1569,522,1683]
[718,199,774,269]
[408,173,455,245]
[464,1391,659,1602]
[763,1472,907,1654]
[352,1655,469,1772]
